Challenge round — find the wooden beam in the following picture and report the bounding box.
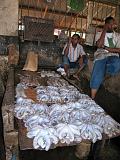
[60,0,68,26]
[20,5,104,23]
[21,8,105,23]
[93,2,102,19]
[89,0,118,6]
[49,0,58,19]
[20,5,84,18]
[107,6,116,17]
[87,1,94,29]
[68,13,81,29]
[60,10,70,27]
[42,5,48,18]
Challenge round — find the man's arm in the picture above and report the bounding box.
[63,38,71,56]
[96,24,109,48]
[78,45,86,66]
[64,44,70,56]
[105,47,120,54]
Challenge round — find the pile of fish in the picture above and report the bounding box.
[40,70,61,78]
[14,71,120,151]
[19,74,40,87]
[36,85,81,103]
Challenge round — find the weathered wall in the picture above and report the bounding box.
[0,0,18,36]
[0,55,8,96]
[0,36,18,55]
[0,35,18,95]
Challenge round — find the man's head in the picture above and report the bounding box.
[71,34,80,46]
[105,16,116,32]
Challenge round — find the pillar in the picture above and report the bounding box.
[87,1,94,29]
[0,0,18,36]
[116,5,120,33]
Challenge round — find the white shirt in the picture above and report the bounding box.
[62,43,86,62]
[94,32,119,61]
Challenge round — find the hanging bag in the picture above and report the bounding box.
[23,51,38,71]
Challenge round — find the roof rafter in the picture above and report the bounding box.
[20,5,104,22]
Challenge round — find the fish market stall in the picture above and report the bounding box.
[1,67,120,160]
[14,70,120,151]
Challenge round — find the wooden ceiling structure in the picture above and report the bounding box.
[19,0,119,32]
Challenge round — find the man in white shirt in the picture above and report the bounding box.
[90,16,120,99]
[62,34,87,77]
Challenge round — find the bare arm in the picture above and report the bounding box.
[105,47,120,54]
[64,44,70,56]
[97,31,106,48]
[63,38,71,56]
[96,24,109,48]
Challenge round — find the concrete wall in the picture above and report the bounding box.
[0,0,18,36]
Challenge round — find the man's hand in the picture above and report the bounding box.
[96,24,108,48]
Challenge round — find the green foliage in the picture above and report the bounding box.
[68,0,85,12]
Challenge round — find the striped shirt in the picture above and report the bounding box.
[62,43,86,62]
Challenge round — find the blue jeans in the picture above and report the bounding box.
[90,56,120,89]
[63,55,88,69]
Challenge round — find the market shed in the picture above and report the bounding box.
[0,1,120,160]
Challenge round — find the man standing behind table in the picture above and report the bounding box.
[62,34,87,78]
[90,16,120,99]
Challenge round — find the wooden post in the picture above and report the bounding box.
[2,66,19,160]
[68,13,80,30]
[60,1,68,27]
[116,5,120,33]
[87,1,94,29]
[75,16,77,33]
[42,5,48,18]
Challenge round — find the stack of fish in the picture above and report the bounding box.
[36,85,81,103]
[15,93,120,151]
[40,70,61,78]
[14,71,120,151]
